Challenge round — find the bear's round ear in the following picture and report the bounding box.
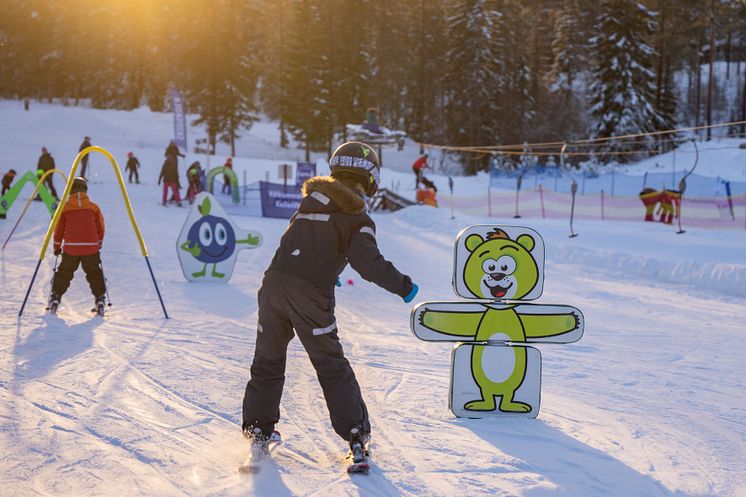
[465,234,483,252]
[516,234,535,252]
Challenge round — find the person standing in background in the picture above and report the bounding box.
[37,146,58,198]
[411,153,429,189]
[222,157,233,195]
[125,152,140,184]
[158,154,182,207]
[79,136,92,178]
[2,169,17,195]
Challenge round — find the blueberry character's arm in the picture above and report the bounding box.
[180,239,201,257]
[236,233,261,246]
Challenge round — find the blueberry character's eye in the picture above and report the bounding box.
[495,255,517,275]
[481,259,498,274]
[199,221,213,246]
[215,222,228,246]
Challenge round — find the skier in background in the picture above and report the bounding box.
[125,152,140,184]
[48,177,107,315]
[2,169,17,195]
[78,136,92,178]
[37,146,58,198]
[411,153,429,189]
[165,139,184,160]
[158,154,182,207]
[185,161,203,204]
[222,157,233,195]
[241,141,418,468]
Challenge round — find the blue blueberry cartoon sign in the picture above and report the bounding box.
[176,192,262,282]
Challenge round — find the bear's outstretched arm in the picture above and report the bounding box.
[419,309,482,338]
[520,312,580,338]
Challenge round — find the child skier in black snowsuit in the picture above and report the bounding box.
[242,141,418,462]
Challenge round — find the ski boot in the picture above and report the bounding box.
[46,294,60,315]
[347,426,370,473]
[239,427,282,473]
[93,296,106,316]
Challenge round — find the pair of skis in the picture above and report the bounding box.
[45,301,106,316]
[238,432,370,474]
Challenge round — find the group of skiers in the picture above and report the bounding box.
[1,138,95,201]
[14,136,418,471]
[157,139,214,206]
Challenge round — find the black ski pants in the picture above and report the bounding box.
[242,271,370,442]
[52,253,106,299]
[128,168,139,183]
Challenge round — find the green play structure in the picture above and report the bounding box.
[206,166,240,205]
[0,170,59,219]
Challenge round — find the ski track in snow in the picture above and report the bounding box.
[1,101,745,497]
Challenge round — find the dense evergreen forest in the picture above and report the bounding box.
[2,0,745,170]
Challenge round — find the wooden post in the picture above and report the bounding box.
[601,190,605,220]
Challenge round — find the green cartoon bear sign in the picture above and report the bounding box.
[411,225,584,418]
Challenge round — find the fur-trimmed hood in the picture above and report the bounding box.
[301,176,366,214]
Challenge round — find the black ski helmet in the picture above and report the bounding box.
[71,176,88,193]
[329,141,380,196]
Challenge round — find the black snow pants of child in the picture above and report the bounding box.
[242,271,370,442]
[52,253,106,299]
[128,168,139,184]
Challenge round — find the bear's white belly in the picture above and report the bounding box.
[481,333,515,383]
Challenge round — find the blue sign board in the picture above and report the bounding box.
[296,162,316,187]
[259,181,302,219]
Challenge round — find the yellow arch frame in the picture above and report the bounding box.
[2,169,67,251]
[38,146,148,259]
[19,146,168,318]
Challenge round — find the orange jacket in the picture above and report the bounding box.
[53,192,105,256]
[412,156,428,171]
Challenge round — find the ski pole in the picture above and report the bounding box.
[99,257,112,307]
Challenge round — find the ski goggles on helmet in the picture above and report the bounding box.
[329,155,380,190]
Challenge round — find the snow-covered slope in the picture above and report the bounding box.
[1,101,745,497]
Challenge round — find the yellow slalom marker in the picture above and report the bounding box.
[19,146,169,318]
[2,169,67,250]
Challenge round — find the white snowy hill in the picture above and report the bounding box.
[1,100,745,497]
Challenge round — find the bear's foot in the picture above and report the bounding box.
[211,265,225,278]
[192,264,207,278]
[464,399,496,411]
[498,400,532,413]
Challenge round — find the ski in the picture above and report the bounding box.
[346,455,370,474]
[238,430,282,474]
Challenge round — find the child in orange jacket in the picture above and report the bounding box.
[48,177,107,315]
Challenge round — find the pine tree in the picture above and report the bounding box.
[282,0,334,160]
[406,0,449,144]
[588,0,665,157]
[444,0,505,173]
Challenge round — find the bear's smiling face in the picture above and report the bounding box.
[463,229,539,300]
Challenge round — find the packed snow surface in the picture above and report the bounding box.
[1,101,745,497]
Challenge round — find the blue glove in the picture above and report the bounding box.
[336,277,342,287]
[403,283,419,303]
